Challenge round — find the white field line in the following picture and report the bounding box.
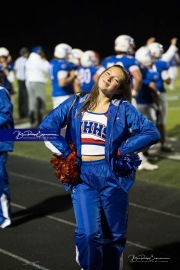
[6,196,179,267]
[11,199,180,224]
[168,106,180,110]
[167,95,180,101]
[129,203,180,219]
[9,172,180,219]
[158,153,180,160]
[0,248,51,270]
[9,172,61,187]
[9,202,179,261]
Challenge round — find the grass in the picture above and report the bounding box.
[136,156,180,189]
[10,68,180,189]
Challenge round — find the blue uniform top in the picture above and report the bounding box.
[77,66,99,92]
[49,59,75,97]
[136,67,159,104]
[153,59,170,93]
[100,54,140,73]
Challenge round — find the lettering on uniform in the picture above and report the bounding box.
[81,121,106,140]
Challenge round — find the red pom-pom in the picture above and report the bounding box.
[50,141,80,185]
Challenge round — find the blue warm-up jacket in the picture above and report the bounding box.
[0,85,14,152]
[40,93,161,191]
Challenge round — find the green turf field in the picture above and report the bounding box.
[11,68,180,189]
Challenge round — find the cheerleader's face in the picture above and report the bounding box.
[98,66,124,98]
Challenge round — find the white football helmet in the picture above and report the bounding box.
[54,43,72,59]
[68,48,84,65]
[147,42,164,59]
[80,50,100,67]
[135,46,153,67]
[0,47,9,57]
[114,35,135,53]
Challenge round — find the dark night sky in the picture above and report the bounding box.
[2,0,179,61]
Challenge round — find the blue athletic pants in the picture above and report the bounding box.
[71,159,129,270]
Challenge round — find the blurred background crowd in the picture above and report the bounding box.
[0,34,179,172]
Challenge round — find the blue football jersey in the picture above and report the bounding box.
[136,68,159,104]
[77,66,99,92]
[152,59,170,93]
[100,54,140,73]
[49,59,75,97]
